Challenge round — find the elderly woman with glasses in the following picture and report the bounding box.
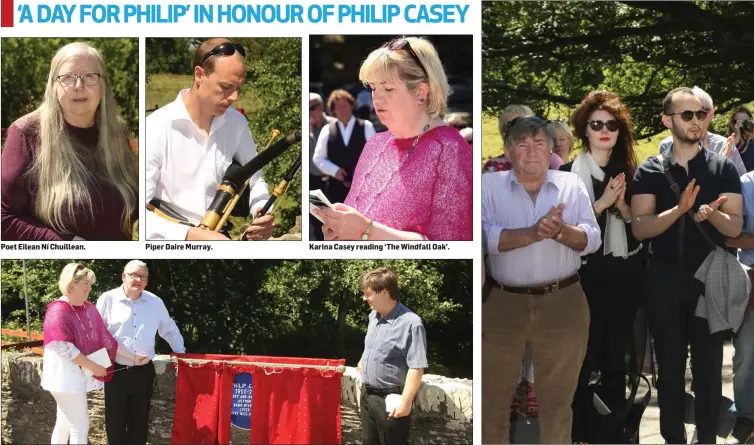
[312,37,472,241]
[1,42,138,241]
[42,263,148,444]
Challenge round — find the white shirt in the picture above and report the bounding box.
[96,287,186,366]
[482,170,602,286]
[145,90,270,240]
[42,341,103,393]
[312,115,376,177]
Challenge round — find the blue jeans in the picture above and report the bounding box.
[733,309,754,420]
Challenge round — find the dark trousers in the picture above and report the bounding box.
[309,174,327,241]
[572,255,641,442]
[360,388,410,445]
[104,362,156,445]
[645,260,726,444]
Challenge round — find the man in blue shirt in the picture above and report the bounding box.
[725,172,754,444]
[357,267,428,445]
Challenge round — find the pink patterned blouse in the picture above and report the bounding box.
[344,126,472,240]
[43,300,118,383]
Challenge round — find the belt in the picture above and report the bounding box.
[365,386,403,397]
[114,362,153,372]
[496,273,580,295]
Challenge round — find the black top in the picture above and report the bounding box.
[632,147,741,272]
[561,161,641,262]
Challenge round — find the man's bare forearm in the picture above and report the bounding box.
[632,207,683,240]
[708,210,743,238]
[401,368,424,404]
[497,227,538,252]
[556,224,587,251]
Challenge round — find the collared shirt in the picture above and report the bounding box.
[633,146,741,272]
[482,170,602,286]
[659,132,746,176]
[309,114,336,177]
[313,115,376,178]
[96,287,186,366]
[145,90,270,240]
[738,171,754,266]
[360,303,428,390]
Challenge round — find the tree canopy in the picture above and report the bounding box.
[483,1,754,138]
[1,259,472,378]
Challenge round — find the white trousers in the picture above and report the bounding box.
[49,391,89,444]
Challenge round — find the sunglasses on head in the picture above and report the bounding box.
[382,38,429,79]
[588,120,620,132]
[504,115,546,136]
[667,109,708,122]
[199,42,246,66]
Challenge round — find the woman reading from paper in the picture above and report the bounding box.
[42,263,148,445]
[1,41,138,241]
[313,37,473,241]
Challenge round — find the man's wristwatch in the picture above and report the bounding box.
[555,230,564,241]
[361,219,373,241]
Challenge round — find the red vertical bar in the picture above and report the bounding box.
[1,0,13,27]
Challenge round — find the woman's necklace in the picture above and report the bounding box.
[353,122,431,215]
[67,301,94,341]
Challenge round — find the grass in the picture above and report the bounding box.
[146,74,258,112]
[481,113,672,167]
[145,73,300,239]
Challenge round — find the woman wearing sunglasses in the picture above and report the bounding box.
[42,263,149,444]
[312,37,472,241]
[730,107,754,172]
[1,42,138,241]
[560,90,642,443]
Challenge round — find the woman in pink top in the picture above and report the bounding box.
[313,37,472,241]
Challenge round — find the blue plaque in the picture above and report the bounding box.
[230,372,253,430]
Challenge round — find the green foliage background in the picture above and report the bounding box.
[1,259,472,378]
[1,38,139,135]
[146,38,302,236]
[483,1,754,139]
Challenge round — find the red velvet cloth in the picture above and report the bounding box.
[170,353,345,445]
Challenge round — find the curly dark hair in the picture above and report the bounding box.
[571,90,638,181]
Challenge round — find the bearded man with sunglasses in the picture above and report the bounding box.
[658,86,746,176]
[146,38,274,241]
[632,87,743,444]
[482,116,601,444]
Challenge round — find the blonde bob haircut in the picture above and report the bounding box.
[58,263,96,295]
[546,120,575,156]
[20,42,138,236]
[358,36,450,119]
[497,104,534,139]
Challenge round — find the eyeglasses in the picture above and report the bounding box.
[56,73,102,87]
[199,42,246,66]
[504,115,546,137]
[588,120,620,132]
[309,104,320,111]
[667,109,708,122]
[127,272,148,281]
[382,38,429,79]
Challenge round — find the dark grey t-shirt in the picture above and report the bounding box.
[360,302,428,389]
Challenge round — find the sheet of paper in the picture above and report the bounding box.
[385,393,402,413]
[309,189,334,224]
[82,347,112,378]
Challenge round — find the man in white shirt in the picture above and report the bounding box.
[146,38,275,240]
[97,260,186,445]
[658,86,745,175]
[312,89,376,204]
[482,116,600,444]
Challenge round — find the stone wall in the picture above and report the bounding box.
[2,352,472,444]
